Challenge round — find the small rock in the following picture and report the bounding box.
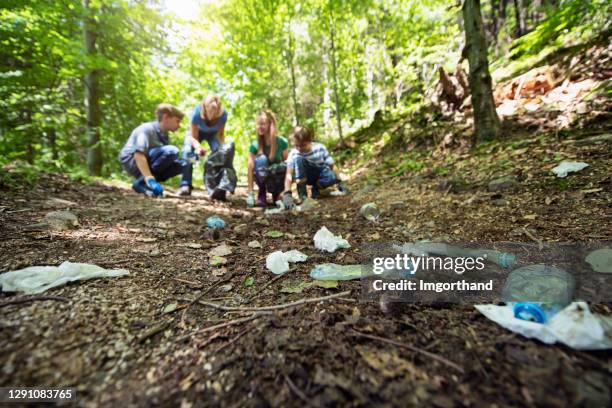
[488,176,519,192]
[248,240,261,248]
[390,202,407,210]
[492,198,508,206]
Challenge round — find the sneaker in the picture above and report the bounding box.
[178,185,192,196]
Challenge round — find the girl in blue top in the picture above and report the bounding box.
[179,95,228,196]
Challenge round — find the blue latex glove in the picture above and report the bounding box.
[145,177,164,197]
[283,192,295,210]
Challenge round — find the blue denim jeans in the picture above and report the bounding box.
[122,145,188,182]
[294,156,337,188]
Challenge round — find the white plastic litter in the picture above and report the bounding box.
[265,250,308,274]
[0,261,130,294]
[313,226,351,253]
[551,161,589,177]
[475,302,612,350]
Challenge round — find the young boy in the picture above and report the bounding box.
[118,103,189,197]
[282,126,347,209]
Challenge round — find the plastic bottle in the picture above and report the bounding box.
[359,203,380,222]
[412,242,517,268]
[310,262,415,281]
[502,264,574,324]
[206,216,226,229]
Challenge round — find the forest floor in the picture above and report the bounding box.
[1,42,612,406]
[1,114,611,407]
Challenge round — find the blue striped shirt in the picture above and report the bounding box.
[286,143,334,169]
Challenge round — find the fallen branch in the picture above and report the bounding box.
[194,290,353,312]
[177,312,270,343]
[350,329,465,374]
[0,295,69,308]
[522,227,543,250]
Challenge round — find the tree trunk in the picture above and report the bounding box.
[328,1,344,146]
[47,128,58,161]
[462,0,500,143]
[512,0,526,37]
[83,0,103,176]
[284,23,300,126]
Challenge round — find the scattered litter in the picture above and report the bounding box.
[0,261,129,294]
[247,240,262,249]
[551,161,589,177]
[266,230,284,238]
[502,264,574,307]
[585,248,612,273]
[208,243,233,257]
[264,198,318,215]
[209,256,227,266]
[313,226,350,253]
[310,263,362,281]
[360,203,380,222]
[206,216,226,229]
[265,250,308,274]
[475,302,612,350]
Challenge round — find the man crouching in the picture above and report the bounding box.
[118,104,189,197]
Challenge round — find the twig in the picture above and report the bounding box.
[177,312,270,343]
[351,329,465,374]
[243,273,288,303]
[179,272,235,327]
[137,320,173,344]
[0,295,69,308]
[522,227,543,250]
[171,277,204,289]
[194,290,352,312]
[284,374,321,408]
[213,325,256,353]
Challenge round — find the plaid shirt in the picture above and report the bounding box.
[286,143,334,169]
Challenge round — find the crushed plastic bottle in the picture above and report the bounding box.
[502,264,574,324]
[206,216,226,229]
[359,203,380,222]
[397,242,517,269]
[310,264,362,280]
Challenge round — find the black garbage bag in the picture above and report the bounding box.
[264,163,286,194]
[204,141,237,199]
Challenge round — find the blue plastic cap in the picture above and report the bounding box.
[513,302,547,324]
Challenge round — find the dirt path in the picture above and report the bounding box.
[1,133,611,407]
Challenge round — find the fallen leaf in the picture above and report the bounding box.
[209,243,232,257]
[312,280,338,289]
[280,281,311,293]
[523,214,537,220]
[163,303,178,314]
[244,276,255,286]
[266,230,284,238]
[210,256,227,266]
[179,242,202,249]
[248,240,261,248]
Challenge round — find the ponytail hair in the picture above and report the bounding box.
[256,110,278,162]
